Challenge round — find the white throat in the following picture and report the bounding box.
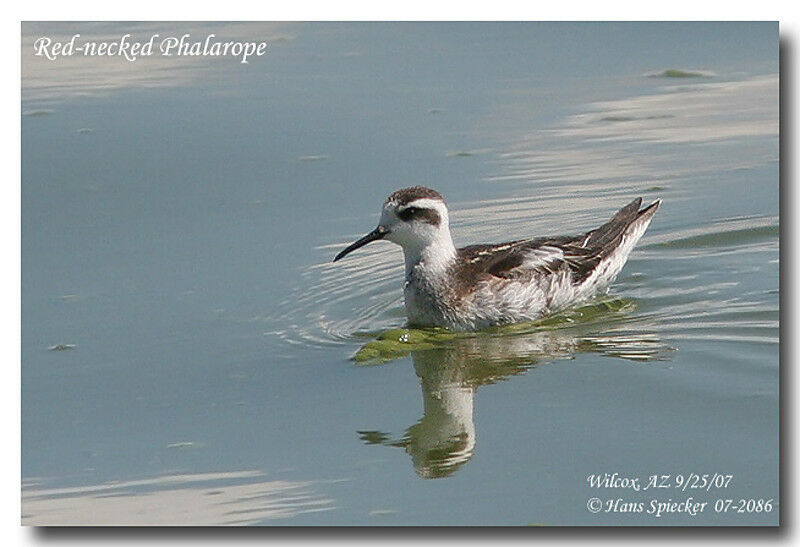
[403,229,457,280]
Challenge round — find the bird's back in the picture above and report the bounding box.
[441,198,661,329]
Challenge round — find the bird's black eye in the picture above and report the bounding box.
[398,207,418,221]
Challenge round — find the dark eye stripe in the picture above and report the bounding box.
[397,207,418,221]
[397,206,441,226]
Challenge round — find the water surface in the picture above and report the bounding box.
[22,22,778,525]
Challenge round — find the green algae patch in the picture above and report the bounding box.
[352,297,636,365]
[554,297,635,322]
[354,338,432,364]
[483,297,635,335]
[378,327,457,344]
[22,109,55,117]
[646,69,715,79]
[354,327,457,364]
[354,340,411,364]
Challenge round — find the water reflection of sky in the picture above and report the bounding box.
[22,470,334,525]
[491,75,778,189]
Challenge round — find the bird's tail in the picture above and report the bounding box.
[583,197,661,252]
[576,198,661,295]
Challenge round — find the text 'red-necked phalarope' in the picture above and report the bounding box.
[333,187,660,331]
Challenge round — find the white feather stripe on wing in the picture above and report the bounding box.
[521,245,565,268]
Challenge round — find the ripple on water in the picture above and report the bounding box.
[266,74,777,358]
[265,208,777,358]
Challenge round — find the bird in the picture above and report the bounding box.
[333,186,660,331]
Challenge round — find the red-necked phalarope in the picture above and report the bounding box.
[334,186,660,331]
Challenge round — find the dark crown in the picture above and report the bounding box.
[385,186,445,207]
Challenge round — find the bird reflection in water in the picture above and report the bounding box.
[357,316,670,479]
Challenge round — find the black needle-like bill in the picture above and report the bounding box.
[333,226,389,262]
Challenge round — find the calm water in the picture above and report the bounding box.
[21,22,779,525]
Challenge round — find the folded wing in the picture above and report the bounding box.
[456,198,660,285]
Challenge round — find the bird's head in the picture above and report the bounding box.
[334,186,452,262]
